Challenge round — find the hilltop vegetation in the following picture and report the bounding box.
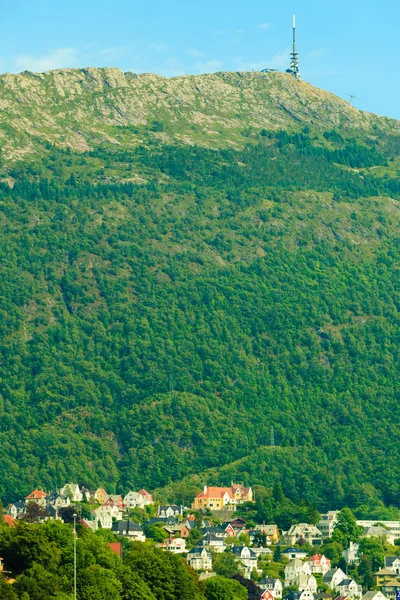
[0,111,399,511]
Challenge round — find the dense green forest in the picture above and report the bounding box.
[0,128,399,509]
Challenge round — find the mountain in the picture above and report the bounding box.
[0,68,399,163]
[0,69,399,511]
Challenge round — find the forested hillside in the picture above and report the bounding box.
[0,70,399,510]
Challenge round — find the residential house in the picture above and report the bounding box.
[124,490,154,509]
[323,569,347,589]
[252,547,273,559]
[202,532,226,553]
[187,547,213,571]
[161,537,186,554]
[318,512,340,538]
[81,519,98,532]
[381,580,400,600]
[283,592,300,600]
[94,488,108,505]
[7,501,25,518]
[299,592,316,600]
[374,570,398,587]
[158,505,183,518]
[361,592,388,600]
[103,495,126,509]
[25,490,48,508]
[385,558,400,576]
[3,515,16,527]
[59,484,82,503]
[363,526,397,546]
[259,577,283,598]
[295,574,317,593]
[201,526,230,539]
[47,493,71,509]
[282,548,309,560]
[164,524,190,539]
[92,505,123,529]
[254,524,280,544]
[357,521,400,542]
[285,559,311,585]
[307,554,332,575]
[261,590,275,600]
[335,579,362,599]
[192,484,253,510]
[111,520,145,542]
[342,543,360,565]
[283,523,323,546]
[230,546,258,576]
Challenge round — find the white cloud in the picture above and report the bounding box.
[150,43,169,52]
[257,23,271,31]
[191,59,224,74]
[187,48,205,59]
[14,48,79,73]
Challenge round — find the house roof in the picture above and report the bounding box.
[25,490,48,499]
[3,515,16,527]
[338,579,353,586]
[195,487,234,500]
[138,489,153,498]
[385,557,400,567]
[283,547,308,554]
[188,547,211,557]
[382,580,400,588]
[375,569,397,576]
[111,520,143,533]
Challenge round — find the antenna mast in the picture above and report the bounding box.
[287,15,300,80]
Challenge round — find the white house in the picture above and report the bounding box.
[307,554,331,575]
[323,568,347,589]
[361,592,389,600]
[112,520,145,542]
[296,574,317,594]
[385,557,400,575]
[285,559,311,585]
[202,533,226,553]
[92,505,123,529]
[59,484,83,503]
[158,505,183,518]
[318,511,340,538]
[336,578,363,598]
[163,537,186,554]
[187,548,213,571]
[299,592,315,600]
[343,542,360,565]
[231,546,258,576]
[258,577,283,599]
[124,490,154,509]
[283,523,323,546]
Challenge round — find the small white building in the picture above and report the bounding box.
[307,554,331,575]
[336,578,363,598]
[323,568,347,589]
[318,511,340,538]
[343,542,360,565]
[259,577,283,599]
[285,559,311,585]
[231,546,258,577]
[283,523,323,546]
[163,537,186,554]
[59,484,83,503]
[361,592,389,600]
[187,548,213,571]
[92,505,123,529]
[385,557,400,576]
[124,490,153,509]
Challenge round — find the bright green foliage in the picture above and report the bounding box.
[332,508,364,548]
[213,553,242,578]
[143,523,169,542]
[205,576,247,600]
[0,575,18,599]
[0,522,203,599]
[358,537,386,571]
[0,127,399,511]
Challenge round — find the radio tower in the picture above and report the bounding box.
[287,15,300,80]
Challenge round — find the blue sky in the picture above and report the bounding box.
[1,0,399,119]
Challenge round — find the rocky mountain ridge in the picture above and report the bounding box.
[0,67,398,160]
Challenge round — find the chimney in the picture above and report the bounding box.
[203,485,207,494]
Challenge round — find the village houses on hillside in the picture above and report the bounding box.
[192,483,253,510]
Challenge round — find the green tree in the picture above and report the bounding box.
[213,552,241,578]
[205,575,247,600]
[332,509,364,548]
[273,545,282,562]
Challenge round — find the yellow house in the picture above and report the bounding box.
[192,484,253,510]
[94,488,109,505]
[374,568,398,587]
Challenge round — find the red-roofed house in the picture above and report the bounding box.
[138,489,154,503]
[108,542,122,558]
[192,483,253,510]
[308,554,331,575]
[3,515,16,527]
[25,490,48,508]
